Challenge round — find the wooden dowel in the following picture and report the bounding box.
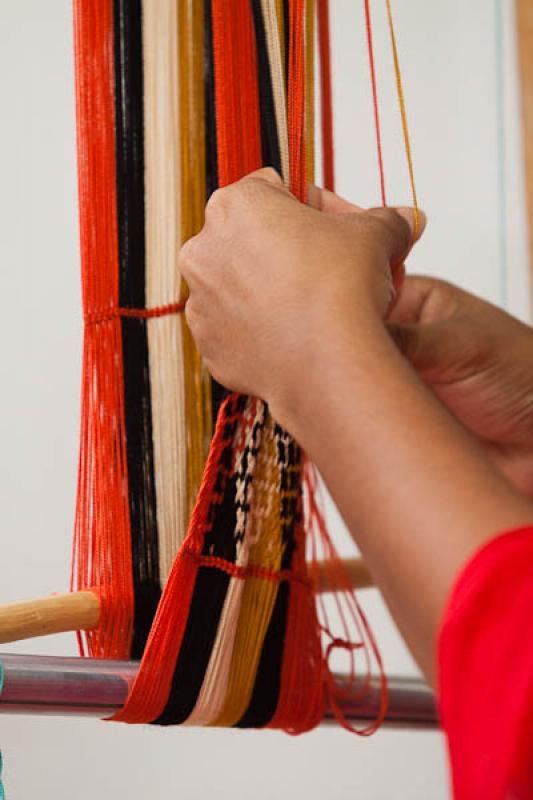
[312,557,374,592]
[0,558,374,644]
[0,591,100,644]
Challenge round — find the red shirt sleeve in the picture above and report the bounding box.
[438,526,533,799]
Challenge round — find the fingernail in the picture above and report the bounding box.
[395,207,427,243]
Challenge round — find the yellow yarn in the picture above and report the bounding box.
[212,416,283,727]
[275,0,286,70]
[385,0,420,237]
[178,0,212,516]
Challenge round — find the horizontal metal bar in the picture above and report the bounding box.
[0,653,438,729]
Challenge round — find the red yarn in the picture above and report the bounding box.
[212,0,262,186]
[84,301,186,324]
[71,0,134,660]
[267,0,324,734]
[287,0,307,201]
[303,461,388,735]
[317,0,334,191]
[364,0,387,206]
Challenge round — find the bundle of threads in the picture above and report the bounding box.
[71,0,418,734]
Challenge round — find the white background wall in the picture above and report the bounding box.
[0,1,528,798]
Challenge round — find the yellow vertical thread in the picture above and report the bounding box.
[385,0,419,237]
[275,0,286,72]
[179,0,212,518]
[211,419,283,727]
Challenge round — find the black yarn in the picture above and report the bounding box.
[205,0,228,427]
[236,429,300,728]
[113,0,161,659]
[283,0,290,88]
[251,0,282,174]
[155,398,246,725]
[204,0,219,202]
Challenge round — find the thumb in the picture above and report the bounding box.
[387,319,461,376]
[394,207,426,244]
[245,166,285,187]
[364,206,427,270]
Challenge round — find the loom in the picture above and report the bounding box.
[0,0,433,737]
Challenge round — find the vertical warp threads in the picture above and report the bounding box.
[364,0,387,206]
[305,0,316,184]
[267,0,323,732]
[287,0,307,200]
[384,0,419,234]
[178,0,213,523]
[317,0,334,190]
[251,0,283,175]
[72,0,416,735]
[261,0,290,184]
[204,0,227,426]
[143,0,187,590]
[114,0,161,660]
[72,0,134,660]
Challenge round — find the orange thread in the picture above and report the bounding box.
[267,0,325,736]
[385,0,419,235]
[72,0,134,661]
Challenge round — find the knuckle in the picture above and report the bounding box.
[178,235,200,278]
[184,296,199,326]
[235,177,261,203]
[366,208,411,256]
[251,166,282,184]
[205,186,231,220]
[237,172,277,205]
[185,301,209,353]
[206,186,225,209]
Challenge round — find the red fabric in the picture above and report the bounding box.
[438,527,533,799]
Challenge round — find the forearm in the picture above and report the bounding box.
[280,318,533,682]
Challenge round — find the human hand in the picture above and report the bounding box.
[388,277,533,496]
[180,167,421,428]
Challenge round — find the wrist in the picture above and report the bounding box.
[268,313,393,448]
[492,445,533,501]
